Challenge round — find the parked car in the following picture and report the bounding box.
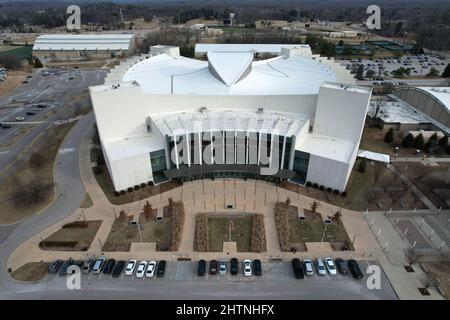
[292,258,304,279]
[59,259,74,276]
[157,260,166,277]
[209,260,218,275]
[136,261,148,278]
[348,259,364,279]
[219,260,227,276]
[335,258,348,275]
[103,259,116,274]
[1,123,11,129]
[230,258,238,275]
[91,256,106,274]
[81,260,93,274]
[146,261,157,278]
[315,258,327,276]
[125,260,137,276]
[26,112,35,116]
[112,260,126,278]
[15,116,24,122]
[252,259,262,276]
[303,259,314,276]
[325,258,337,275]
[197,259,206,276]
[243,259,252,277]
[48,260,63,274]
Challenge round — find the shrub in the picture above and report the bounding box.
[384,128,394,143]
[312,183,318,189]
[113,191,120,197]
[319,185,325,191]
[134,185,140,191]
[120,190,126,195]
[402,133,414,148]
[358,157,367,173]
[93,166,103,175]
[142,201,154,221]
[127,187,134,193]
[62,221,88,229]
[341,191,347,198]
[413,134,425,149]
[305,181,312,187]
[194,213,209,252]
[333,189,340,195]
[274,203,290,251]
[251,214,267,253]
[140,183,147,188]
[326,187,332,193]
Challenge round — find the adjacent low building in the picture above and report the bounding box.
[90,44,371,192]
[32,34,139,64]
[392,87,450,134]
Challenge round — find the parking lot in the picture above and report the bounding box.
[38,260,398,300]
[339,53,449,79]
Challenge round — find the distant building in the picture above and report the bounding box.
[32,34,139,64]
[90,44,370,192]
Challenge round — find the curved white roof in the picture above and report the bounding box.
[122,52,337,96]
[418,87,450,113]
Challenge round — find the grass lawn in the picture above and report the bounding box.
[288,210,352,246]
[359,125,417,157]
[40,220,102,251]
[344,160,427,211]
[208,215,253,252]
[0,122,76,224]
[11,262,50,282]
[102,214,171,251]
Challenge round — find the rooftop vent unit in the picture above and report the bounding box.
[200,107,207,114]
[257,108,264,114]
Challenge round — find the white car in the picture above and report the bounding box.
[135,261,147,278]
[243,259,252,277]
[316,258,327,276]
[146,261,157,278]
[219,260,226,276]
[125,260,137,276]
[15,116,25,122]
[303,259,314,276]
[325,258,337,275]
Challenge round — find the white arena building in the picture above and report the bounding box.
[89,44,372,192]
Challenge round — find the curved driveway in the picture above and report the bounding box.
[0,112,93,298]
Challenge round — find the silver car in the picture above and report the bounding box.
[219,260,226,276]
[315,258,327,276]
[303,259,314,276]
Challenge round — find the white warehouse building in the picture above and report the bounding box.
[89,44,372,192]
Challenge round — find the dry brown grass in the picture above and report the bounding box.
[251,214,267,252]
[274,202,291,251]
[0,62,32,96]
[11,262,50,282]
[168,198,185,251]
[194,213,209,252]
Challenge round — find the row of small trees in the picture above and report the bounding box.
[168,198,185,251]
[250,214,267,253]
[384,127,450,154]
[194,213,209,252]
[274,202,291,251]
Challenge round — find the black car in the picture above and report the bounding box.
[209,260,218,275]
[48,260,63,274]
[26,112,36,116]
[157,260,166,277]
[348,259,363,279]
[252,259,262,276]
[230,258,238,275]
[59,259,74,276]
[197,259,206,276]
[335,258,348,275]
[103,259,116,274]
[292,258,305,279]
[112,260,126,277]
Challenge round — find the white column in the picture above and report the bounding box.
[280,135,287,170]
[173,135,179,169]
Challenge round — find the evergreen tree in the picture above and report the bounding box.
[402,133,414,148]
[356,64,364,80]
[358,157,367,173]
[443,64,450,78]
[439,135,449,148]
[413,134,425,149]
[384,127,394,143]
